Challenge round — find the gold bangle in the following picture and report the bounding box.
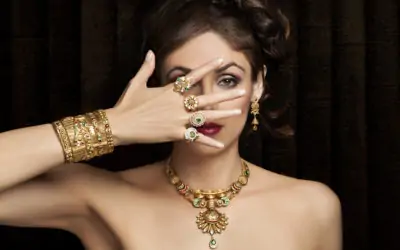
[53,120,73,163]
[71,115,92,162]
[62,116,86,162]
[55,110,115,163]
[94,110,114,153]
[86,112,108,156]
[76,114,95,160]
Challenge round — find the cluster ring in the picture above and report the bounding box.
[184,127,200,142]
[183,95,199,112]
[190,112,206,127]
[173,76,192,94]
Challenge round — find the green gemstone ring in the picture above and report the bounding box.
[190,112,206,127]
[173,76,192,93]
[184,127,200,142]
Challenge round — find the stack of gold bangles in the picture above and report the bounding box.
[53,110,114,163]
[173,76,206,142]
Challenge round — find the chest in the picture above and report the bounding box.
[88,191,317,250]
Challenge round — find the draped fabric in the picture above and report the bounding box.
[0,1,399,249]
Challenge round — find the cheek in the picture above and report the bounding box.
[218,95,251,131]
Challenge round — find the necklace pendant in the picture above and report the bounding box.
[196,208,228,249]
[209,237,218,249]
[196,209,228,234]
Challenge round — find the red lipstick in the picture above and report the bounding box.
[197,122,223,136]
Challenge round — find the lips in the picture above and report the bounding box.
[197,122,223,136]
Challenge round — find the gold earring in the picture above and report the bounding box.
[250,99,260,131]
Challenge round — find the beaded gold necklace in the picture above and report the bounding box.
[165,160,250,249]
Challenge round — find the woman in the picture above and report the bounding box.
[0,0,342,249]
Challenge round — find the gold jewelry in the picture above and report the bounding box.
[166,160,250,249]
[71,114,93,162]
[250,99,260,131]
[94,110,114,153]
[184,127,200,142]
[184,95,199,112]
[190,112,206,127]
[53,120,73,163]
[53,110,115,163]
[86,112,110,156]
[173,76,192,93]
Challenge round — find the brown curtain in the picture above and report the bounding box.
[0,0,399,250]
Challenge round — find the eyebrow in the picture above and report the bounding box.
[166,62,245,79]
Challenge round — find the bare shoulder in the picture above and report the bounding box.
[292,179,340,216]
[249,162,341,224]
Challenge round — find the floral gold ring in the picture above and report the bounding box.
[184,95,199,112]
[173,76,192,94]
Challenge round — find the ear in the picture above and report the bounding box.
[252,65,266,101]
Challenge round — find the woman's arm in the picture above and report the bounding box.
[0,52,244,193]
[311,182,342,250]
[0,164,91,228]
[0,124,67,191]
[0,52,245,230]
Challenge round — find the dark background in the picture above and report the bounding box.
[0,0,399,249]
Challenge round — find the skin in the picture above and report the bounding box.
[0,32,342,250]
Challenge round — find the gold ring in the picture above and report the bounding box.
[190,112,206,127]
[173,76,192,93]
[184,127,199,142]
[184,95,199,112]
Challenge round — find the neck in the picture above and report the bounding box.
[168,142,243,190]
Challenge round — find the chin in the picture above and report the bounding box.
[187,142,227,156]
[187,135,240,156]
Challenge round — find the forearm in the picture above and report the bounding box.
[0,124,64,191]
[0,109,118,192]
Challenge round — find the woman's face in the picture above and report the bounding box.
[161,31,263,154]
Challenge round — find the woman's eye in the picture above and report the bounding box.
[217,76,240,88]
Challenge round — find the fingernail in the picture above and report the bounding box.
[145,50,154,62]
[232,109,242,115]
[215,57,224,66]
[216,142,225,148]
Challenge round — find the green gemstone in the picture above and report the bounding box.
[221,197,230,206]
[193,198,202,208]
[190,131,196,137]
[196,118,202,122]
[209,238,217,249]
[244,169,250,177]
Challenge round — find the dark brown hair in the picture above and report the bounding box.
[137,0,293,136]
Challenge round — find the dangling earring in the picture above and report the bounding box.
[251,99,260,131]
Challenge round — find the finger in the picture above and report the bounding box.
[195,133,225,149]
[132,50,156,84]
[185,57,224,86]
[116,50,155,106]
[199,109,242,122]
[197,89,246,108]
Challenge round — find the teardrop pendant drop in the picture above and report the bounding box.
[209,238,218,249]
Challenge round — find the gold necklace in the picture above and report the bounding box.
[165,160,250,249]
